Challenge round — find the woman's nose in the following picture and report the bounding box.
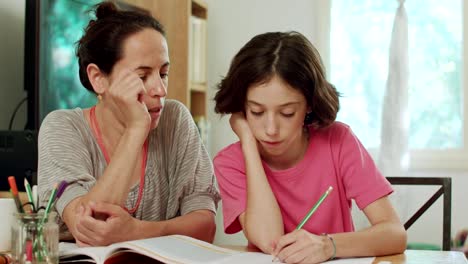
[148,75,167,97]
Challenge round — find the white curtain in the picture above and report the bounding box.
[352,0,411,230]
[378,0,410,176]
[378,0,411,226]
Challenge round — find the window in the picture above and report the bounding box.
[329,0,467,169]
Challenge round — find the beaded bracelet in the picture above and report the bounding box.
[322,233,336,260]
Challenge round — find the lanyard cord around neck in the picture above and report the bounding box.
[89,106,148,214]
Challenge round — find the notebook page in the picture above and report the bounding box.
[59,242,108,263]
[121,235,239,264]
[211,252,275,264]
[214,253,375,264]
[324,257,375,263]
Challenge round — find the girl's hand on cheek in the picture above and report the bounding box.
[230,112,255,143]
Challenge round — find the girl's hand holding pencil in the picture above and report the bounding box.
[272,186,334,263]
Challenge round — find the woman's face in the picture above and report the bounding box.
[109,28,170,129]
[245,75,308,159]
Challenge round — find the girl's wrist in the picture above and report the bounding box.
[240,134,257,149]
[322,233,336,260]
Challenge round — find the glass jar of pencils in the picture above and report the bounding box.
[11,212,59,264]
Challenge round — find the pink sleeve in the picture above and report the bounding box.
[335,126,393,210]
[213,146,247,234]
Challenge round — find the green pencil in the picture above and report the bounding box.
[296,186,333,230]
[272,186,334,262]
[43,184,58,218]
[24,178,35,213]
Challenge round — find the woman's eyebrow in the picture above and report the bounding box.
[133,62,170,71]
[134,66,152,71]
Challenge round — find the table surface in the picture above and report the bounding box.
[375,249,467,263]
[0,191,28,202]
[2,191,466,263]
[1,235,467,263]
[224,245,467,264]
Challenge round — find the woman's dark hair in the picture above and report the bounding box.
[76,1,165,93]
[214,31,340,128]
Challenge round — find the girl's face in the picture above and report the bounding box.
[246,75,308,160]
[109,28,170,129]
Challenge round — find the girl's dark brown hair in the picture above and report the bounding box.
[76,1,165,93]
[214,31,340,128]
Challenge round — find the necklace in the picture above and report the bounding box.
[89,106,148,214]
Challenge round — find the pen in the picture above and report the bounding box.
[24,178,35,213]
[272,186,333,262]
[51,180,68,211]
[55,180,69,201]
[8,176,24,213]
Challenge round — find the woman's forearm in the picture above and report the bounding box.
[242,138,284,253]
[136,210,216,242]
[85,128,147,205]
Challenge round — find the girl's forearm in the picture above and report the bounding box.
[241,138,284,253]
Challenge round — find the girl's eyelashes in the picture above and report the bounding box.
[160,73,169,79]
[250,111,263,116]
[281,112,295,117]
[249,110,296,118]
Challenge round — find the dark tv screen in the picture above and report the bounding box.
[39,0,101,121]
[4,0,143,190]
[25,0,101,130]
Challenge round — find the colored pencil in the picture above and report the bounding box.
[8,176,24,213]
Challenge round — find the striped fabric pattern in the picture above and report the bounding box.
[37,100,220,240]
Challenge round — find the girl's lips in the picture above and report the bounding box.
[262,140,281,146]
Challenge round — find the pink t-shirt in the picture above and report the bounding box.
[214,122,393,235]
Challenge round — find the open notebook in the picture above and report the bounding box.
[59,235,275,264]
[59,235,376,264]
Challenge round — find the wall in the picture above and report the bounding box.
[0,0,26,130]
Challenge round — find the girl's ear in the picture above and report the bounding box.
[86,63,108,95]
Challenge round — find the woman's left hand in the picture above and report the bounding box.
[272,229,333,264]
[74,201,138,246]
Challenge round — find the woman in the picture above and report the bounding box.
[213,31,406,263]
[38,1,219,246]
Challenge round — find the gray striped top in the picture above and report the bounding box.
[37,100,220,240]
